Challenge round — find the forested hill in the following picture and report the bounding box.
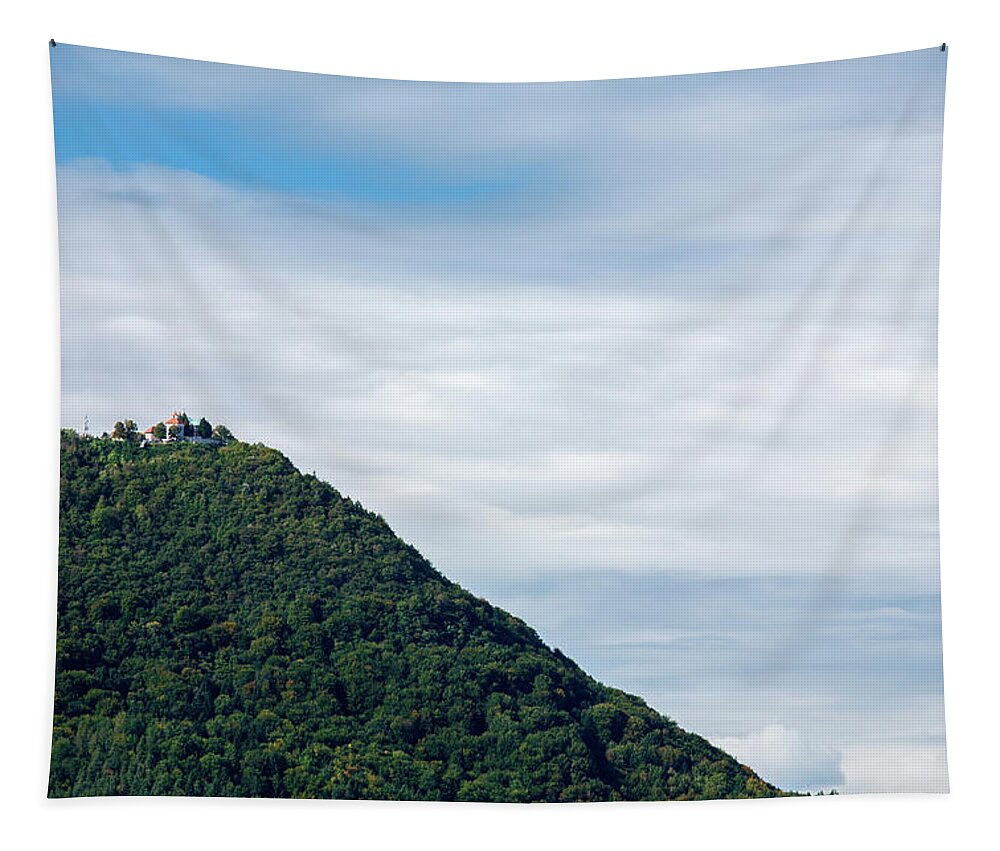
[51,430,782,801]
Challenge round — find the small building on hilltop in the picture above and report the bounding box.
[165,413,187,433]
[144,412,221,445]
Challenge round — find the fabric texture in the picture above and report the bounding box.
[49,44,948,799]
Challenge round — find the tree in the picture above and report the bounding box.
[152,422,167,440]
[50,429,785,802]
[197,418,212,439]
[212,424,235,444]
[168,425,181,440]
[112,419,141,445]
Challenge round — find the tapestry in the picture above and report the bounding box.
[49,43,949,800]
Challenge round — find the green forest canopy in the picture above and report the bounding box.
[51,429,787,801]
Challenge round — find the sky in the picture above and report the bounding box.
[51,43,948,793]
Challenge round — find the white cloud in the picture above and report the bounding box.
[840,745,949,794]
[716,725,843,792]
[57,158,942,588]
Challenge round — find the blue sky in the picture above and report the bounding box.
[52,43,948,793]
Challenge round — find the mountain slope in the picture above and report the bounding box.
[50,430,781,801]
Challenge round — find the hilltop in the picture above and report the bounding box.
[50,430,782,800]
